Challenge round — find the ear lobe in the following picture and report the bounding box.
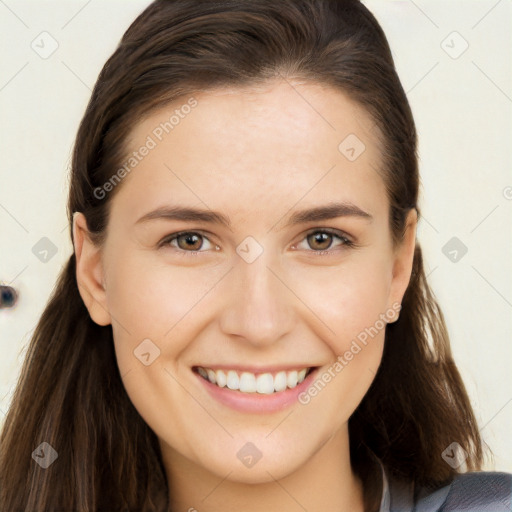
[388,209,418,318]
[72,212,111,326]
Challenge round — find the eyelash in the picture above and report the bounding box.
[158,228,355,257]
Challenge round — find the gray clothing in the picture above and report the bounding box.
[378,458,512,511]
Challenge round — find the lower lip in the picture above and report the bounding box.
[194,368,319,414]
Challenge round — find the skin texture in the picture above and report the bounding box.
[73,79,417,511]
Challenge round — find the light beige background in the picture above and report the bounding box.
[1,0,511,471]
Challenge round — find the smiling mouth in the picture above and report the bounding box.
[193,366,316,394]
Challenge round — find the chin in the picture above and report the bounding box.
[202,440,309,485]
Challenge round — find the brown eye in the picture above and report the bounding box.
[160,231,214,253]
[307,232,334,251]
[294,229,354,254]
[176,232,203,251]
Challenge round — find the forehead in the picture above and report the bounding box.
[111,79,388,227]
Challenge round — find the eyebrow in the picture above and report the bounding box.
[135,201,373,230]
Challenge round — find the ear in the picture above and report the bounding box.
[72,212,111,326]
[387,208,418,323]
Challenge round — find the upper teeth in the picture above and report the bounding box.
[197,367,310,394]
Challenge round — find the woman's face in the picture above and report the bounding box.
[74,79,416,486]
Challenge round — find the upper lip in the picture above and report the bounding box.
[193,364,317,373]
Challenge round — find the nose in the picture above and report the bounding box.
[218,248,296,348]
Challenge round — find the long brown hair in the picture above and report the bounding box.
[0,1,486,510]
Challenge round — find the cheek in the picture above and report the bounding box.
[293,252,393,357]
[105,249,220,338]
[104,249,232,389]
[103,253,206,449]
[294,259,391,425]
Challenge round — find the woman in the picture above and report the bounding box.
[1,0,510,510]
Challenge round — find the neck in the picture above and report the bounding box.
[162,424,366,512]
